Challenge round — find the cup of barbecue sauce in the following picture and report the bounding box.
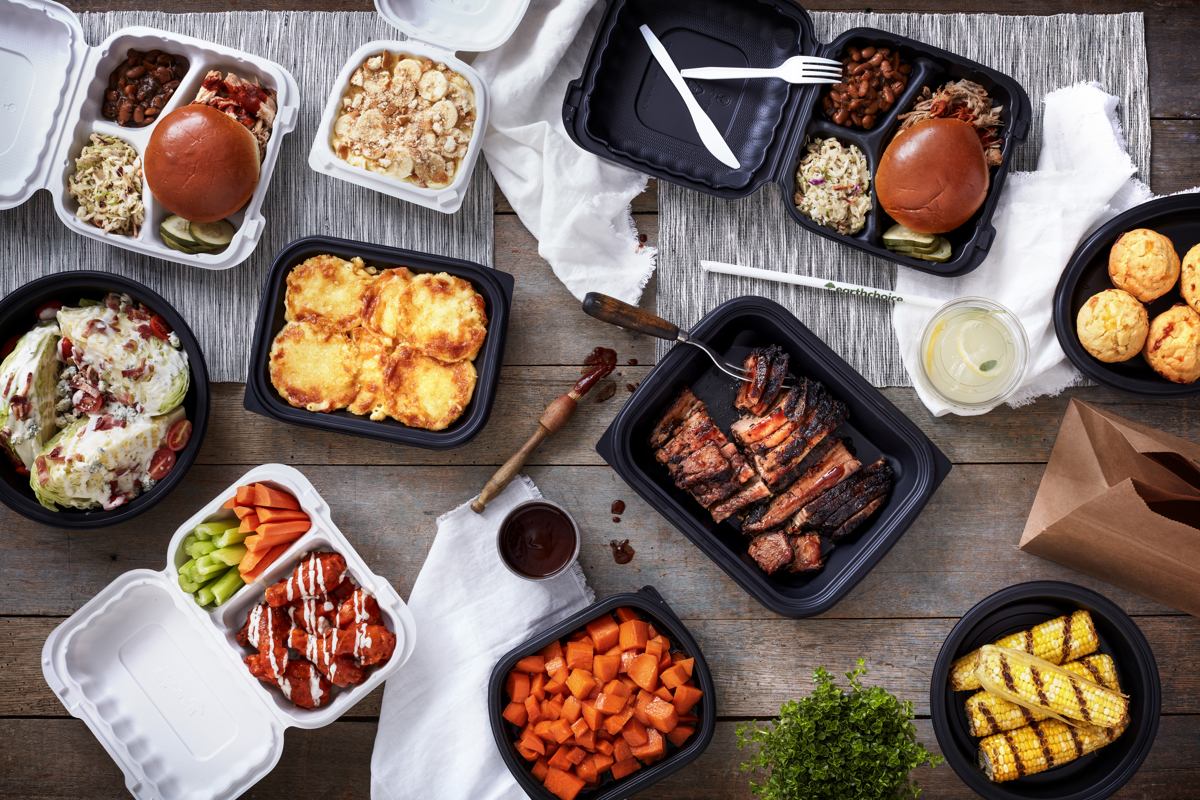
[497,500,580,581]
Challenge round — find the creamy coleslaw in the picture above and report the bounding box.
[68,133,145,237]
[794,137,872,235]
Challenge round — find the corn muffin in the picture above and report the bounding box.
[1180,243,1200,315]
[1108,228,1180,302]
[1144,304,1200,384]
[1076,289,1149,363]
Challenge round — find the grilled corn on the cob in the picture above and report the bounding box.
[949,610,1099,691]
[975,645,1128,729]
[965,654,1120,737]
[978,718,1128,783]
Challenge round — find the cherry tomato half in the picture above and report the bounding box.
[74,393,104,414]
[1,335,20,359]
[58,337,75,363]
[34,301,63,321]
[166,420,192,452]
[149,315,173,341]
[148,448,176,481]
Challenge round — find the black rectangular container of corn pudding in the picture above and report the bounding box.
[595,297,952,617]
[563,0,1032,277]
[244,236,513,450]
[489,586,716,800]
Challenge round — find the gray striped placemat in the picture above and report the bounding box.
[0,12,493,383]
[657,12,1149,385]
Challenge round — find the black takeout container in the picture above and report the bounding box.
[930,581,1160,800]
[563,0,1032,276]
[0,272,210,529]
[489,586,715,799]
[1054,194,1200,398]
[596,296,951,617]
[244,236,513,450]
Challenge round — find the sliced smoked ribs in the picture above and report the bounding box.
[650,345,894,578]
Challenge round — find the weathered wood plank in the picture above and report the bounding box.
[3,715,1197,799]
[1151,119,1200,194]
[496,179,659,215]
[0,464,1180,618]
[4,615,1195,718]
[495,214,659,367]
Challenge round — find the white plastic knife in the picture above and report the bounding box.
[639,24,741,170]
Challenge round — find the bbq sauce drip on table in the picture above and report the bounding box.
[499,503,577,578]
[573,347,619,396]
[609,539,635,564]
[611,500,626,515]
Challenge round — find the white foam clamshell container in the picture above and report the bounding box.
[0,0,299,270]
[307,0,529,214]
[41,464,417,800]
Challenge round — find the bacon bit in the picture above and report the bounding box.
[94,415,127,432]
[2,373,13,396]
[35,456,49,486]
[105,294,121,311]
[9,395,31,421]
[114,467,131,477]
[124,340,138,351]
[84,319,108,336]
[102,494,127,511]
[136,324,152,341]
[126,307,152,322]
[121,359,147,380]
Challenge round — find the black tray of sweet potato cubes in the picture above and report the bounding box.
[563,0,1032,277]
[489,586,715,800]
[244,236,513,450]
[596,297,952,617]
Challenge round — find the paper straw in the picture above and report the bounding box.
[700,260,946,309]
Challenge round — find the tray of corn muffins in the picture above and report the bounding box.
[929,581,1160,800]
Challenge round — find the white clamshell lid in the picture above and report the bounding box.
[0,0,87,210]
[373,0,530,54]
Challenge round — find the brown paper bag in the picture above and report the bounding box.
[1020,398,1200,616]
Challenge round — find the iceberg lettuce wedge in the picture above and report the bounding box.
[0,322,62,469]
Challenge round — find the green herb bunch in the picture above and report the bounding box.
[736,659,942,800]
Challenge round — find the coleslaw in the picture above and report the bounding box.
[68,133,145,237]
[794,137,872,235]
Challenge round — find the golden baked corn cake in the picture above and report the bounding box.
[285,254,377,332]
[269,319,360,412]
[381,346,477,430]
[347,327,395,420]
[361,268,410,339]
[364,271,487,362]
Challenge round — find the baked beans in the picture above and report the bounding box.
[102,49,189,128]
[821,45,912,130]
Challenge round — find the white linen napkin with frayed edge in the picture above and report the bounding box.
[473,0,658,305]
[892,82,1153,416]
[371,476,594,800]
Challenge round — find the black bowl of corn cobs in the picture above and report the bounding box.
[930,581,1160,800]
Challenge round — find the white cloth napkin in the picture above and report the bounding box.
[371,476,594,800]
[892,83,1152,416]
[473,0,657,305]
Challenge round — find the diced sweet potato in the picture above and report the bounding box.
[630,728,665,761]
[544,766,586,800]
[581,700,604,731]
[633,690,655,726]
[675,657,694,677]
[646,696,679,733]
[563,746,585,766]
[516,743,540,762]
[679,713,699,724]
[615,607,640,623]
[619,650,638,674]
[621,718,649,747]
[525,695,543,725]
[574,725,596,752]
[603,704,635,735]
[531,673,547,701]
[653,685,672,703]
[532,757,550,781]
[520,730,546,756]
[549,718,573,744]
[548,747,575,771]
[565,641,594,672]
[604,643,622,657]
[593,752,615,773]
[507,671,530,703]
[587,683,602,701]
[516,655,546,673]
[619,676,639,694]
[610,757,641,780]
[544,697,563,721]
[657,648,673,671]
[673,684,703,716]
[503,700,529,727]
[541,641,564,662]
[570,716,590,739]
[566,669,596,700]
[534,720,556,740]
[594,691,627,715]
[647,623,659,640]
[602,679,632,699]
[666,724,695,748]
[593,653,620,684]
[645,639,663,660]
[545,656,568,681]
[627,653,659,692]
[586,615,622,652]
[544,679,566,697]
[660,664,689,690]
[561,695,582,724]
[618,620,649,651]
[575,756,598,784]
[613,738,632,763]
[596,739,615,756]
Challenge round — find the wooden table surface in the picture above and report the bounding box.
[4,2,1200,798]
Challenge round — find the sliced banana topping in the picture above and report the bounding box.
[418,70,448,102]
[393,58,422,84]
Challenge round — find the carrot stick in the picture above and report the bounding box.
[246,528,306,552]
[257,507,309,523]
[241,543,291,581]
[253,484,300,511]
[256,520,310,538]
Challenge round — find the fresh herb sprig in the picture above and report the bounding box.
[736,660,942,800]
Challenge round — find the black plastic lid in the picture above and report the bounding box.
[488,586,716,799]
[563,0,1032,276]
[243,236,513,450]
[595,296,951,617]
[1054,193,1200,398]
[930,581,1161,800]
[0,271,210,529]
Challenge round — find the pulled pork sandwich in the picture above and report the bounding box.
[895,79,1004,167]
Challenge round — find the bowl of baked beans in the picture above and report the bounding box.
[822,45,912,130]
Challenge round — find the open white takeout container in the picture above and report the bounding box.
[307,0,529,214]
[41,464,417,800]
[0,0,299,270]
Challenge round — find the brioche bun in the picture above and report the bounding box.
[876,118,989,234]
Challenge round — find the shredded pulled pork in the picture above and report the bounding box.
[192,70,277,156]
[896,79,1004,167]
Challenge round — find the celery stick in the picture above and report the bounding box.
[212,567,247,606]
[195,520,240,540]
[209,544,249,567]
[186,539,216,559]
[181,533,197,553]
[177,570,200,594]
[194,573,223,606]
[214,527,250,549]
[180,559,202,583]
[192,524,212,541]
[194,554,228,578]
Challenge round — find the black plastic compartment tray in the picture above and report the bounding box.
[563,0,1032,276]
[489,586,715,799]
[596,297,951,617]
[1054,194,1200,398]
[0,272,210,529]
[930,581,1160,800]
[244,236,513,450]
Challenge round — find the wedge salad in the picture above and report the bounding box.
[0,293,192,512]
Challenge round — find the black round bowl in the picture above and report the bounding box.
[0,272,210,528]
[1054,193,1200,398]
[930,581,1160,800]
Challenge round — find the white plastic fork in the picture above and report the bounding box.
[681,55,844,84]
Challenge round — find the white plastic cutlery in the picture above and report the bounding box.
[639,24,740,169]
[681,55,844,85]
